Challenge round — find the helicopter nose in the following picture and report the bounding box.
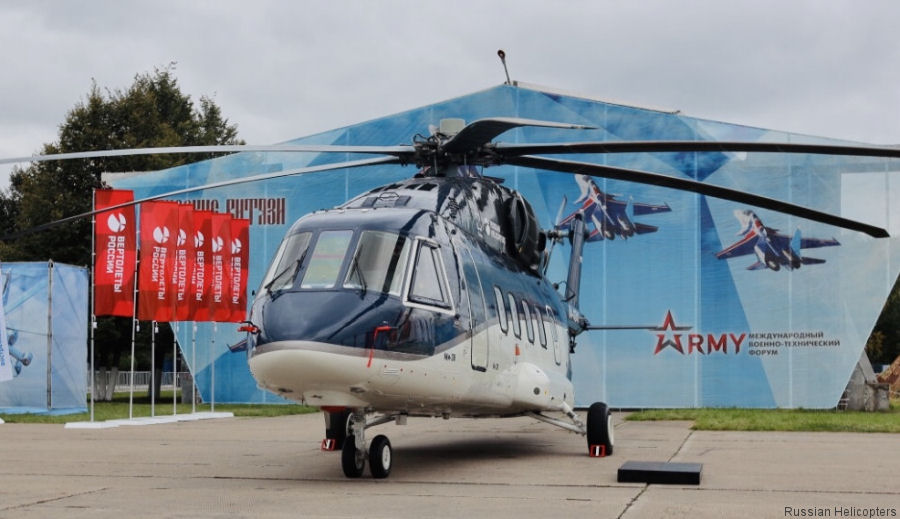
[256,290,402,348]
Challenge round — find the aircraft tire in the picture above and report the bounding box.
[368,434,392,479]
[586,402,614,456]
[341,435,365,478]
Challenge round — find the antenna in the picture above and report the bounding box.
[497,49,511,85]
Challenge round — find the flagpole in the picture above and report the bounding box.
[129,266,138,420]
[150,319,156,417]
[191,322,197,414]
[173,321,178,415]
[89,190,96,422]
[211,321,216,413]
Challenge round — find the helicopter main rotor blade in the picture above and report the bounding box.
[442,117,594,153]
[2,155,401,240]
[0,144,415,166]
[506,154,889,238]
[494,140,900,159]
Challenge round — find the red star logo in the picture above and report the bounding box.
[654,310,691,355]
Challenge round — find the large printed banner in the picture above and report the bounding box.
[228,218,250,322]
[94,189,136,317]
[208,213,232,322]
[190,210,214,321]
[0,264,12,382]
[0,262,87,414]
[113,83,900,407]
[172,203,195,321]
[138,201,179,321]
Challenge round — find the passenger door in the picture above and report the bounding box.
[460,246,488,372]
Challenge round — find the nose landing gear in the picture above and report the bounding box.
[339,410,396,478]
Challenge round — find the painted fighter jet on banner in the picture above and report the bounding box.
[556,175,671,240]
[716,209,840,271]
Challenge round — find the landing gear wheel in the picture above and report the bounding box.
[586,402,614,456]
[368,434,392,478]
[341,434,365,477]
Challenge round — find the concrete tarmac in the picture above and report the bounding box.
[1,412,898,518]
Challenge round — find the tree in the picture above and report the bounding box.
[0,66,244,399]
[0,64,242,265]
[867,278,900,366]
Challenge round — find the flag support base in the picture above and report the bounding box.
[65,411,233,429]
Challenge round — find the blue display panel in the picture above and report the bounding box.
[0,262,88,414]
[114,84,900,408]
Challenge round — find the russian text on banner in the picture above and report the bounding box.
[189,210,214,322]
[228,218,250,322]
[208,213,233,322]
[137,201,179,322]
[94,189,137,317]
[172,203,195,322]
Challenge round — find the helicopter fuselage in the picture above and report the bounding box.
[247,175,576,418]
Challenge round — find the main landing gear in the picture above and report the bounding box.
[527,401,614,457]
[586,402,614,457]
[327,409,398,479]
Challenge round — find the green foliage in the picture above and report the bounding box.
[0,65,243,266]
[627,405,900,433]
[0,392,316,424]
[867,277,900,365]
[0,65,244,371]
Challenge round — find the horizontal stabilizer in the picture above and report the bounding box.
[632,202,672,216]
[634,222,659,235]
[747,261,768,270]
[801,257,826,265]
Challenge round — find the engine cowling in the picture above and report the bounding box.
[503,193,545,271]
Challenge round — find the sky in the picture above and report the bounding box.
[2,0,899,189]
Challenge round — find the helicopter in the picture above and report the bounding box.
[3,108,900,479]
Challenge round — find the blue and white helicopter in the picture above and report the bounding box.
[4,115,898,479]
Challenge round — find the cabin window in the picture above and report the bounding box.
[408,242,450,308]
[344,231,411,296]
[523,302,535,344]
[299,230,353,289]
[494,286,508,334]
[508,293,521,338]
[546,306,558,342]
[536,306,548,348]
[261,231,312,292]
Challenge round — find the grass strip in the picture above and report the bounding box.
[627,401,900,433]
[0,391,317,424]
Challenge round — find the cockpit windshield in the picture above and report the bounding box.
[299,230,354,289]
[261,231,312,292]
[343,231,411,296]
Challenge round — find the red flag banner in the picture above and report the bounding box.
[138,201,179,321]
[94,189,137,317]
[189,211,214,321]
[172,204,195,321]
[228,218,250,322]
[208,213,233,322]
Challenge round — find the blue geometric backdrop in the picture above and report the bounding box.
[113,83,900,408]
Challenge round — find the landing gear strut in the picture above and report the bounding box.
[338,410,395,479]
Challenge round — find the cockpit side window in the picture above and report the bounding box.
[260,231,312,292]
[299,230,353,289]
[344,231,411,296]
[408,242,451,309]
